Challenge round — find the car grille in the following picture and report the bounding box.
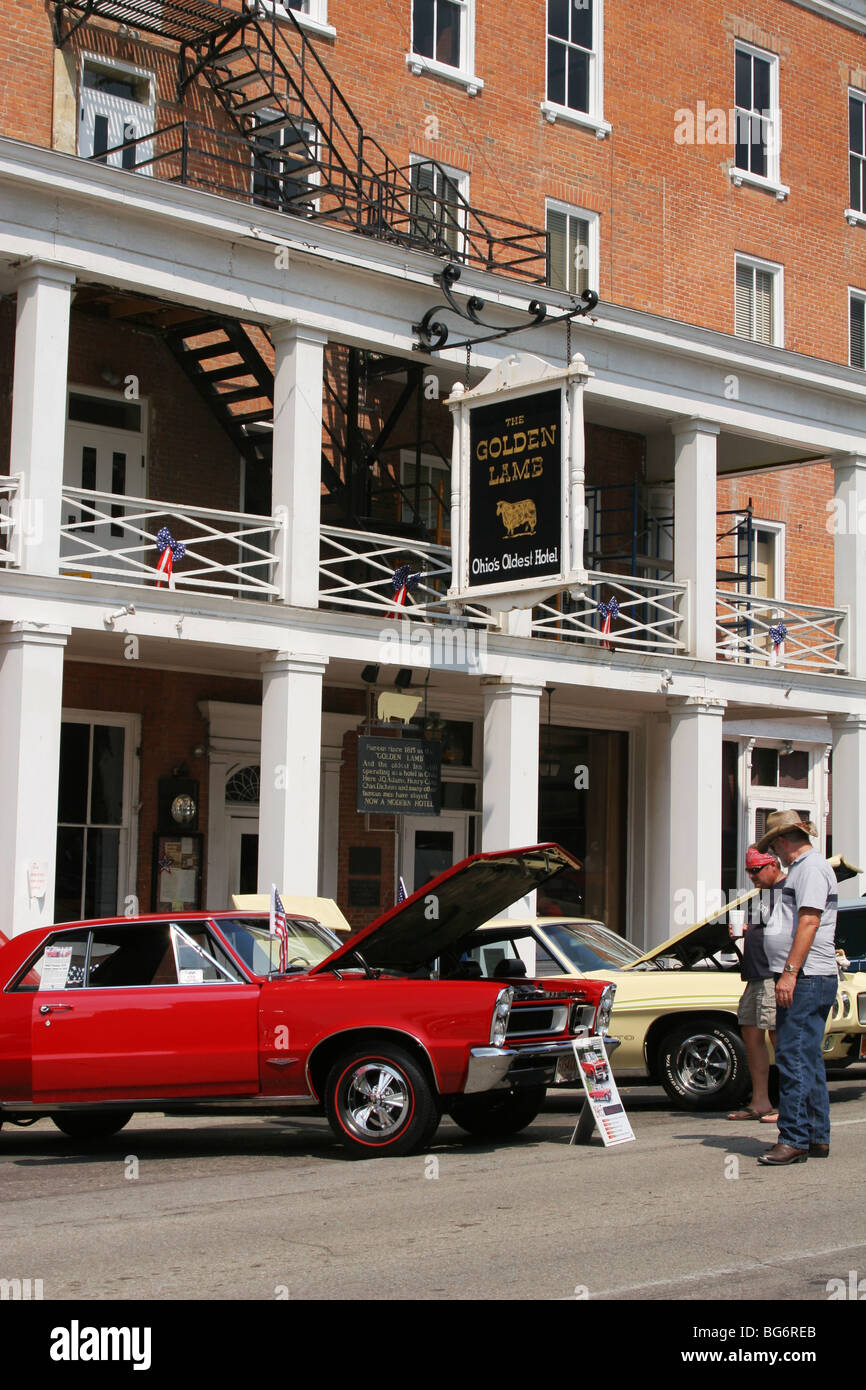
[506,1004,569,1038]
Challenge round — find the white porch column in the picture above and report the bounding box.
[9,263,75,576]
[482,677,543,915]
[664,695,726,942]
[672,418,719,661]
[831,454,866,679]
[829,714,866,899]
[258,652,328,895]
[0,622,69,935]
[319,713,359,899]
[271,321,327,608]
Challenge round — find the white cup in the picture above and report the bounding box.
[730,910,746,938]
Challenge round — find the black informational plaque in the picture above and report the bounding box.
[357,737,442,816]
[467,387,562,589]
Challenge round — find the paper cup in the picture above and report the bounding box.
[729,910,745,938]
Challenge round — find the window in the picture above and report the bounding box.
[541,1,608,135]
[849,91,866,214]
[850,290,866,367]
[251,112,320,213]
[735,256,782,345]
[409,157,468,256]
[55,713,138,923]
[260,1,335,35]
[407,0,482,93]
[13,923,242,992]
[400,450,450,538]
[78,56,154,172]
[731,43,784,194]
[546,201,598,295]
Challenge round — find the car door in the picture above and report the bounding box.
[28,922,261,1103]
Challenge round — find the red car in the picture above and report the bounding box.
[0,845,616,1158]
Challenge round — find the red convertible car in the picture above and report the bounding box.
[0,845,616,1158]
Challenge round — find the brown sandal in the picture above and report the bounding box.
[727,1107,772,1121]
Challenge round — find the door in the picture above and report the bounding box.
[228,816,260,898]
[401,813,469,894]
[78,59,154,170]
[63,398,147,567]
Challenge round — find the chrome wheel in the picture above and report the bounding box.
[673,1033,734,1097]
[658,1019,748,1110]
[325,1046,439,1156]
[344,1061,411,1139]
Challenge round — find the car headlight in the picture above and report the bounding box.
[490,986,514,1047]
[841,991,852,1019]
[596,983,616,1035]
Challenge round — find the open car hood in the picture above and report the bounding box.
[310,843,581,974]
[625,853,864,969]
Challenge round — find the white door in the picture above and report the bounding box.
[401,813,469,894]
[79,61,154,170]
[63,408,147,566]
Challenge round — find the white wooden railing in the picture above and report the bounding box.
[0,474,21,566]
[60,487,282,597]
[715,592,846,673]
[531,571,688,653]
[319,524,494,623]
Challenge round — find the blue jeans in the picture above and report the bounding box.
[774,973,838,1150]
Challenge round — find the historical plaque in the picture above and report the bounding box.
[357,737,442,816]
[468,388,562,589]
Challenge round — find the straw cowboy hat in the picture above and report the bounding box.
[755,809,818,854]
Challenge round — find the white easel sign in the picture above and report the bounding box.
[570,1036,635,1147]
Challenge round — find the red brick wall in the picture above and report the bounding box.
[716,460,835,606]
[5,1,866,363]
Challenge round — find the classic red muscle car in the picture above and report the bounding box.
[0,844,616,1158]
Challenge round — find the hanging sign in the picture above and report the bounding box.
[357,737,442,816]
[447,351,591,608]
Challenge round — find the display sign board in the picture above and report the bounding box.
[447,351,591,608]
[357,737,442,816]
[468,388,562,588]
[569,1036,635,1147]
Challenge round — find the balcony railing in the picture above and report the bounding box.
[88,120,550,283]
[60,487,282,597]
[0,475,21,566]
[531,572,688,654]
[319,524,493,624]
[715,592,846,673]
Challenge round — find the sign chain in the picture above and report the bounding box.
[465,343,471,387]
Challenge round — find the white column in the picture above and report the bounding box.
[829,714,866,899]
[482,677,543,916]
[0,622,69,935]
[831,454,866,679]
[673,418,719,661]
[258,652,328,895]
[271,321,327,608]
[664,694,726,943]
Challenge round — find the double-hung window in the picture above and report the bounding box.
[541,1,609,136]
[409,157,468,257]
[848,91,866,216]
[260,2,335,37]
[546,201,598,295]
[407,0,482,93]
[731,43,786,196]
[850,291,866,369]
[735,256,783,346]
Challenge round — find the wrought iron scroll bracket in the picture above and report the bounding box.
[412,263,599,354]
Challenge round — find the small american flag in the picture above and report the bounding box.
[269,884,289,973]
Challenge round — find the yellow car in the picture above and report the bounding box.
[471,914,866,1110]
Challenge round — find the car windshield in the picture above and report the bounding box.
[215,916,340,976]
[544,921,648,971]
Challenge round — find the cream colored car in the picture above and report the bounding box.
[471,915,866,1110]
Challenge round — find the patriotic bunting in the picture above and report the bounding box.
[769,620,787,666]
[597,596,619,649]
[155,527,186,589]
[390,564,422,616]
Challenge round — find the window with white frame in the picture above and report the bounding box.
[251,112,320,213]
[733,43,780,185]
[410,0,477,80]
[546,0,599,117]
[78,56,154,171]
[546,201,598,295]
[851,290,866,368]
[55,712,139,923]
[735,516,785,599]
[409,156,468,256]
[261,1,334,34]
[850,92,866,214]
[400,450,450,539]
[735,256,783,345]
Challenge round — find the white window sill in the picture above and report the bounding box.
[728,166,789,201]
[405,52,484,95]
[540,101,611,139]
[845,207,866,226]
[268,7,337,39]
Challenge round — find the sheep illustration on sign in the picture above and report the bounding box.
[377,691,422,724]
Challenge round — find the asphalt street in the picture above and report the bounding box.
[2,1070,865,1303]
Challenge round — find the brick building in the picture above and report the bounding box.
[2,0,866,951]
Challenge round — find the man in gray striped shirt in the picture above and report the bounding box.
[755,812,839,1166]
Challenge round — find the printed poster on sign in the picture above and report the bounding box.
[570,1035,635,1146]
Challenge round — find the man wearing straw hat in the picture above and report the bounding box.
[753,811,839,1166]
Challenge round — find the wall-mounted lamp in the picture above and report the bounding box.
[104,603,136,628]
[659,668,674,691]
[361,664,380,684]
[394,668,412,688]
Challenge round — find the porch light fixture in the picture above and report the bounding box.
[104,603,136,628]
[394,668,413,688]
[361,664,380,684]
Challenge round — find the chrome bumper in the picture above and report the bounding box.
[464,1036,620,1095]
